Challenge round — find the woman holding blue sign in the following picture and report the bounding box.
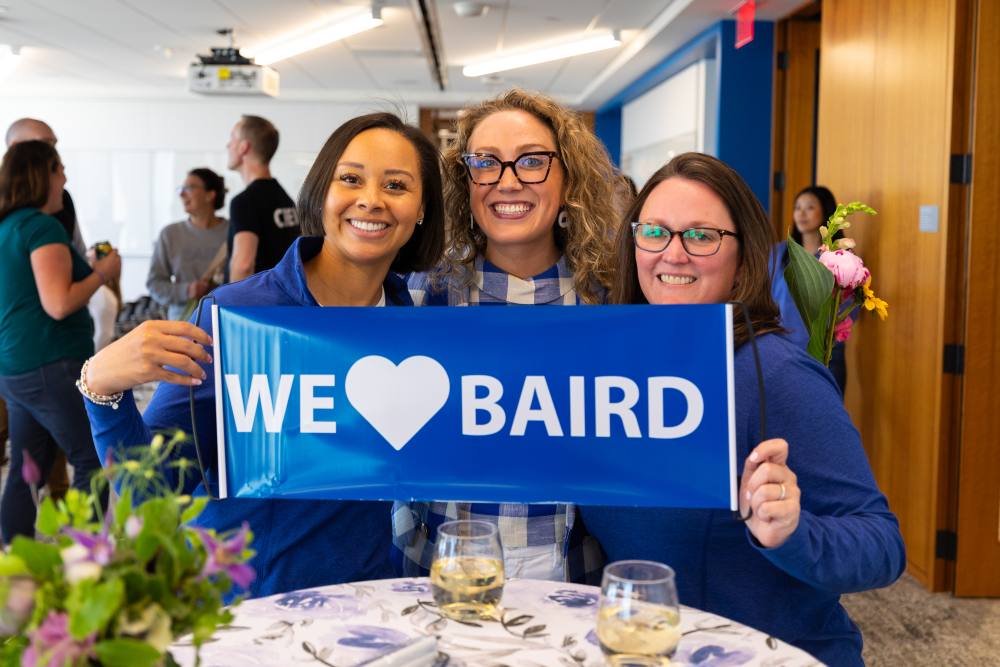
[582,153,905,667]
[395,90,618,584]
[80,112,446,599]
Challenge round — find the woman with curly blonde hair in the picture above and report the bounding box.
[395,89,617,585]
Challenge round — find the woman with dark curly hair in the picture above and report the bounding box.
[395,89,618,585]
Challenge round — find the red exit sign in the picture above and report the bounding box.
[736,0,755,49]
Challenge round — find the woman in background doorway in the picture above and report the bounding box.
[770,185,848,395]
[395,89,618,586]
[146,168,229,321]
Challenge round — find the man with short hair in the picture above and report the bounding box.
[5,119,87,257]
[225,115,300,283]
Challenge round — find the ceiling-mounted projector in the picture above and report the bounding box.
[188,31,279,97]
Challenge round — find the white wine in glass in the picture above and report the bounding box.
[431,520,504,621]
[597,560,681,667]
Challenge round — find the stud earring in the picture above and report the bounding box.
[416,219,423,226]
[557,209,569,228]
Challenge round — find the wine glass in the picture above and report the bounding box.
[430,520,504,621]
[597,560,681,667]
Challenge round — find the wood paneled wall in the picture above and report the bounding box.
[955,0,1000,597]
[815,0,958,590]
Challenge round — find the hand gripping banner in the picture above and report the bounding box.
[209,304,738,509]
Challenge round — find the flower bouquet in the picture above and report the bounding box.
[0,431,255,667]
[784,202,889,366]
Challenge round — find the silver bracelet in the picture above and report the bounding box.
[76,357,124,410]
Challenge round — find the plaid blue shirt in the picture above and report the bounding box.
[392,255,606,585]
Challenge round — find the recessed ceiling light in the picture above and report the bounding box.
[248,8,383,66]
[463,34,621,77]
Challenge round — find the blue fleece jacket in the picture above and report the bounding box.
[580,333,905,667]
[86,237,410,600]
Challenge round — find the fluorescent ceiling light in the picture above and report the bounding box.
[0,45,21,83]
[463,34,621,77]
[251,11,383,66]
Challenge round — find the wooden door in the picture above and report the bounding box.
[770,3,822,239]
[955,0,1000,597]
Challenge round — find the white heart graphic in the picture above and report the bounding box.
[345,355,450,450]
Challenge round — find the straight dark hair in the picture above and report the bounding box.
[611,153,786,348]
[786,185,842,262]
[0,141,60,222]
[298,112,445,274]
[189,168,227,210]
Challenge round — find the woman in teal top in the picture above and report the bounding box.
[0,140,122,542]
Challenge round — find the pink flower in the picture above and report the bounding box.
[21,452,40,487]
[819,249,871,290]
[22,611,96,667]
[834,317,853,343]
[195,522,256,590]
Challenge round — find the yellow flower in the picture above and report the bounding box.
[862,277,888,320]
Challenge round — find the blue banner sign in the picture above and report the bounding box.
[212,304,737,509]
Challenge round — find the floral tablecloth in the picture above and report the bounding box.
[170,578,824,667]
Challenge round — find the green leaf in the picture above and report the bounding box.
[180,497,209,525]
[115,487,133,533]
[0,554,27,577]
[10,538,62,580]
[141,498,179,536]
[69,577,124,639]
[36,497,62,537]
[94,639,162,667]
[806,295,834,365]
[783,233,835,339]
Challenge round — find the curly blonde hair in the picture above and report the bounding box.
[435,89,618,304]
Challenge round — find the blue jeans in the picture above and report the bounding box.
[0,358,107,542]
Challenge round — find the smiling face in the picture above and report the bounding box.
[635,177,741,305]
[322,128,425,266]
[793,192,824,235]
[466,109,565,251]
[179,174,215,216]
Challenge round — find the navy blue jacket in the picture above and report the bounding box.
[582,334,905,667]
[87,237,409,600]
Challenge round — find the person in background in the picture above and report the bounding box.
[80,112,445,600]
[0,141,121,541]
[225,115,300,283]
[147,168,229,320]
[770,186,848,394]
[88,251,122,352]
[6,119,86,258]
[397,89,617,585]
[583,153,904,667]
[614,173,638,219]
[6,118,85,497]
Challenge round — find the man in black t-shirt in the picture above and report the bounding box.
[225,115,300,283]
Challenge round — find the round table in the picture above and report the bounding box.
[170,578,824,667]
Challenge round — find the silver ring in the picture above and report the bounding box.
[779,483,787,501]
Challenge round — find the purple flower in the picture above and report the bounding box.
[674,643,755,667]
[335,626,409,650]
[61,524,115,584]
[547,589,598,608]
[21,452,40,486]
[195,522,256,590]
[390,581,430,594]
[22,611,96,667]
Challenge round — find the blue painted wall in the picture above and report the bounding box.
[593,20,774,210]
[717,20,774,209]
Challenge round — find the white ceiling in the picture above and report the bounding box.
[0,0,805,109]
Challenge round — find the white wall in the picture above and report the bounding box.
[620,59,717,189]
[1,97,414,301]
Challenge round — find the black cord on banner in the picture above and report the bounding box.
[729,301,766,522]
[191,295,222,501]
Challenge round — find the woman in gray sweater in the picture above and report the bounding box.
[146,168,228,320]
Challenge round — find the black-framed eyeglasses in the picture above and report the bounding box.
[461,151,559,185]
[631,222,740,256]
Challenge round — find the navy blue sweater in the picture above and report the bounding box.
[581,334,905,667]
[86,237,409,600]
